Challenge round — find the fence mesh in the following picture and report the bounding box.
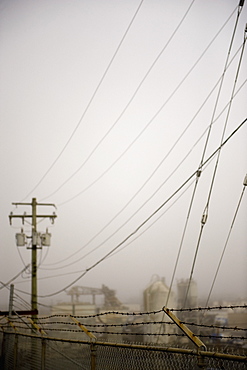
[1,306,246,369]
[95,344,197,370]
[1,331,246,370]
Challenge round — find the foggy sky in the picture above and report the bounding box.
[0,0,246,310]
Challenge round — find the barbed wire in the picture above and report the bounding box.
[32,320,174,327]
[169,305,247,312]
[1,322,246,341]
[1,304,246,328]
[181,321,247,332]
[33,309,163,320]
[20,304,246,321]
[36,320,247,332]
[2,317,247,335]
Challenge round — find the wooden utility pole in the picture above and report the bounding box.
[32,198,38,318]
[9,198,57,321]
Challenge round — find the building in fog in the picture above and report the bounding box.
[177,279,198,308]
[143,276,176,344]
[176,279,199,335]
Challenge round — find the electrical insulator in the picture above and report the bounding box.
[239,0,245,8]
[16,231,26,247]
[201,213,208,225]
[197,168,202,178]
[243,174,247,186]
[41,230,51,246]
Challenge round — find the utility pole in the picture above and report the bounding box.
[32,198,37,318]
[9,198,57,321]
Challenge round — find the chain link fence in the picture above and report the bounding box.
[1,331,246,369]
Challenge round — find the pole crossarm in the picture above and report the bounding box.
[12,202,56,207]
[9,214,56,219]
[9,200,57,225]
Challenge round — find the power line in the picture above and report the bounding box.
[30,177,196,277]
[40,0,197,203]
[40,77,246,273]
[0,265,30,290]
[199,3,244,168]
[37,118,246,297]
[42,65,247,269]
[40,89,246,273]
[40,126,213,272]
[163,68,246,303]
[159,28,245,322]
[2,284,32,312]
[49,4,237,206]
[182,12,246,308]
[16,245,30,271]
[20,177,219,287]
[40,131,206,272]
[204,174,247,307]
[20,0,145,202]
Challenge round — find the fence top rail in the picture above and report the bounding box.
[2,330,246,362]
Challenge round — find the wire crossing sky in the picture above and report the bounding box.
[0,0,246,308]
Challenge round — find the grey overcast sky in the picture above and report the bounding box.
[0,0,246,309]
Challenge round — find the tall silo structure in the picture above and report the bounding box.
[177,279,199,334]
[177,279,198,308]
[143,276,176,344]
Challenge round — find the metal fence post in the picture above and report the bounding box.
[90,342,96,370]
[197,347,206,369]
[41,338,46,370]
[0,331,6,368]
[13,333,18,370]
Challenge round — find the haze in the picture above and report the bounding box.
[0,0,246,311]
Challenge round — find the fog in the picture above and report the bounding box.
[0,0,246,311]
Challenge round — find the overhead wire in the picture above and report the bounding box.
[10,91,247,303]
[40,124,215,272]
[164,78,247,307]
[23,173,198,281]
[0,265,30,290]
[204,174,247,307]
[50,118,243,298]
[40,0,197,203]
[107,157,221,263]
[35,118,246,297]
[3,284,32,313]
[183,12,246,308]
[106,178,197,260]
[12,297,30,311]
[20,0,145,202]
[7,3,245,304]
[38,247,50,267]
[42,56,247,270]
[14,163,219,290]
[40,77,246,272]
[16,248,30,272]
[52,5,237,207]
[169,2,246,308]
